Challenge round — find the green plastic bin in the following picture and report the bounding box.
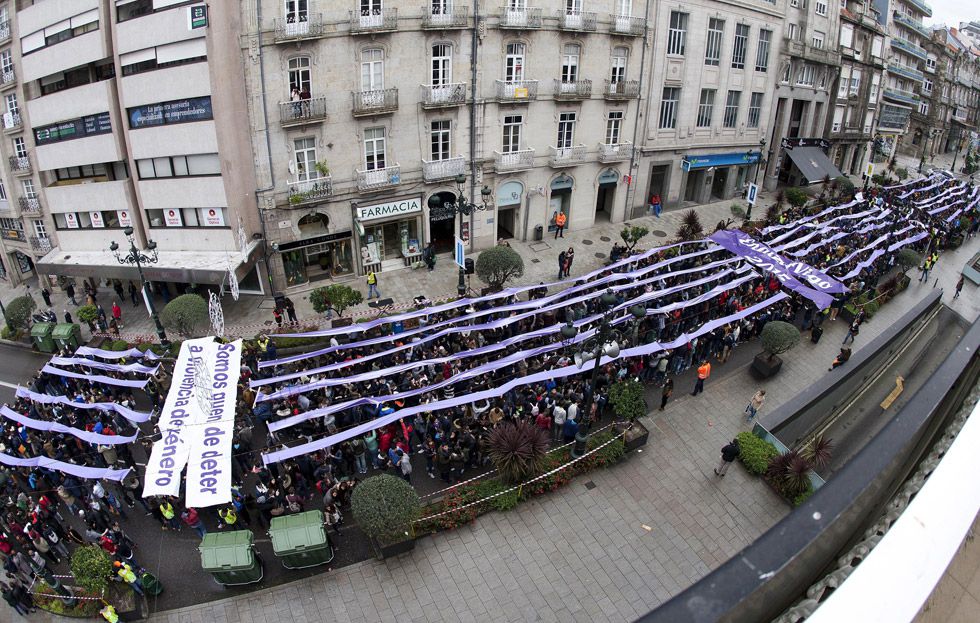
[30,322,55,353]
[268,510,334,570]
[199,531,263,586]
[52,323,82,351]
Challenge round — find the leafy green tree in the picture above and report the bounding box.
[70,545,113,595]
[619,223,650,251]
[4,295,35,330]
[760,320,801,361]
[894,167,909,181]
[475,246,525,292]
[608,379,647,421]
[785,187,808,208]
[896,249,922,275]
[309,284,363,317]
[833,176,855,198]
[351,474,421,542]
[159,293,209,337]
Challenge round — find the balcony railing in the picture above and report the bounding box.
[0,20,9,44]
[0,229,24,242]
[598,141,633,162]
[557,10,597,32]
[29,236,52,254]
[905,0,932,18]
[421,5,469,28]
[553,79,592,100]
[8,155,30,174]
[0,69,14,88]
[493,149,534,172]
[495,79,538,102]
[287,176,333,205]
[549,145,588,167]
[893,11,930,38]
[356,164,401,191]
[883,87,920,106]
[887,62,925,83]
[422,156,466,182]
[890,36,928,61]
[351,88,399,116]
[273,14,325,42]
[610,14,645,36]
[419,83,466,108]
[499,6,542,28]
[953,109,968,122]
[19,197,41,215]
[2,111,21,130]
[349,8,398,34]
[279,96,328,126]
[603,79,640,100]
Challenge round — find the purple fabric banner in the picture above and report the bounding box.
[74,346,163,361]
[0,406,138,445]
[42,364,150,389]
[262,293,788,465]
[50,356,160,375]
[15,387,152,423]
[0,452,131,481]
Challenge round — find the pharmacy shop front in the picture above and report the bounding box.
[353,196,424,275]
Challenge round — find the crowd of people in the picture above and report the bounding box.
[0,172,975,615]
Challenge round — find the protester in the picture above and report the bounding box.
[715,439,740,477]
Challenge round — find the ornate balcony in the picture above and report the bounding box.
[279,96,328,127]
[890,36,928,61]
[549,145,587,167]
[0,20,9,44]
[421,4,469,29]
[610,14,645,36]
[0,68,15,90]
[357,165,401,191]
[495,79,538,102]
[419,83,466,109]
[349,8,398,34]
[906,0,932,18]
[888,62,925,83]
[893,12,930,38]
[883,87,920,106]
[9,155,31,175]
[287,176,332,206]
[556,10,597,32]
[603,79,640,100]
[499,6,542,29]
[553,79,592,100]
[598,141,634,162]
[18,197,41,215]
[2,111,21,131]
[273,14,325,42]
[30,236,52,254]
[422,156,466,182]
[351,88,398,116]
[0,229,24,242]
[493,149,534,172]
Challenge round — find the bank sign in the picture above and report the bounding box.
[355,197,423,222]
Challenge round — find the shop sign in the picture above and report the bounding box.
[90,212,105,228]
[200,208,225,227]
[278,231,353,252]
[65,213,79,229]
[164,209,183,227]
[118,210,133,227]
[354,197,422,222]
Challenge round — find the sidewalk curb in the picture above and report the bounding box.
[0,337,33,350]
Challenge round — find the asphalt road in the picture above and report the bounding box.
[0,343,50,404]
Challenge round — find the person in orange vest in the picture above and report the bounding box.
[554,211,567,239]
[691,359,711,396]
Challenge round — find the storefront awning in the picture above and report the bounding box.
[35,240,263,285]
[682,151,760,171]
[784,146,843,184]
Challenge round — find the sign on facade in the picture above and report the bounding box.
[354,197,423,222]
[188,4,208,29]
[455,237,465,269]
[746,183,759,206]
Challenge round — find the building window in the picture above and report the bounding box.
[840,23,854,49]
[561,44,580,83]
[747,92,763,128]
[696,89,715,127]
[704,18,723,67]
[871,35,884,58]
[870,71,880,100]
[12,137,26,158]
[787,23,799,42]
[815,0,827,16]
[925,57,936,72]
[22,179,36,199]
[361,48,384,91]
[723,90,740,128]
[364,127,386,170]
[505,43,525,82]
[812,30,824,49]
[864,109,874,134]
[145,208,226,229]
[605,111,623,144]
[288,56,311,95]
[781,62,791,83]
[33,220,47,239]
[659,87,679,129]
[610,46,628,83]
[0,50,11,76]
[294,137,317,180]
[0,180,5,201]
[832,105,844,132]
[731,24,749,69]
[918,101,929,115]
[556,112,576,149]
[285,0,309,25]
[850,68,861,95]
[838,65,851,97]
[502,114,523,152]
[136,154,220,179]
[4,92,17,116]
[755,30,771,72]
[923,79,933,94]
[667,12,687,56]
[430,120,451,161]
[431,43,452,86]
[796,64,814,86]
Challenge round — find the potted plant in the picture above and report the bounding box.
[314,161,330,177]
[607,378,649,451]
[351,474,421,559]
[475,246,525,293]
[309,284,363,326]
[77,304,100,333]
[895,248,922,290]
[752,320,801,378]
[486,420,550,484]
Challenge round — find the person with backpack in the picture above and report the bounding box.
[715,439,740,477]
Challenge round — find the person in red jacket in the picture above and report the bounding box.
[181,508,207,539]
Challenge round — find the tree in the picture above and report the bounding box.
[833,176,855,198]
[784,187,808,208]
[77,304,99,332]
[5,296,35,330]
[676,209,704,241]
[70,545,113,595]
[487,420,550,484]
[894,166,909,181]
[309,284,362,317]
[351,474,421,542]
[608,379,647,421]
[760,320,801,361]
[896,249,922,275]
[159,293,209,337]
[619,223,650,252]
[475,246,525,292]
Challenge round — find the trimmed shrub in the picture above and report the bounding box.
[309,284,362,317]
[735,431,779,476]
[5,296,36,329]
[620,223,650,251]
[159,293,209,337]
[70,545,113,595]
[475,246,525,292]
[785,187,808,207]
[351,474,421,541]
[487,420,550,484]
[760,320,801,360]
[608,379,647,421]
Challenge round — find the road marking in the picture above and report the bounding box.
[0,380,21,390]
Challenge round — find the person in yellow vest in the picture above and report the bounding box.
[366,271,381,299]
[100,604,119,623]
[159,500,179,531]
[218,506,241,530]
[919,256,933,282]
[554,211,567,239]
[691,360,711,396]
[113,561,143,595]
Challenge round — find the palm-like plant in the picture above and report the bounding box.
[677,209,705,240]
[783,453,813,497]
[801,435,834,472]
[487,421,550,484]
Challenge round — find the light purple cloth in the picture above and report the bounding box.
[0,406,137,445]
[74,346,162,361]
[42,364,150,389]
[49,356,159,375]
[0,452,131,481]
[15,387,152,424]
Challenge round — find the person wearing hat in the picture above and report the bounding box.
[114,561,143,595]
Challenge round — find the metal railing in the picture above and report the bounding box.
[598,141,633,162]
[0,229,24,242]
[906,0,932,18]
[499,6,542,28]
[18,196,41,215]
[890,36,928,61]
[0,20,9,43]
[29,236,52,253]
[349,8,398,33]
[2,111,21,130]
[883,87,920,105]
[351,88,399,115]
[279,96,328,125]
[0,69,14,87]
[887,62,925,83]
[356,164,401,191]
[556,10,597,31]
[8,155,30,174]
[287,176,333,205]
[553,79,592,99]
[494,79,538,102]
[893,11,930,37]
[422,156,466,182]
[421,4,469,28]
[493,149,534,171]
[273,14,325,41]
[419,83,466,107]
[603,79,640,99]
[609,13,644,36]
[549,145,588,167]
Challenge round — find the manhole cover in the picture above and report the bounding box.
[595,253,607,259]
[582,239,593,245]
[531,258,540,264]
[652,230,668,237]
[584,481,597,490]
[600,236,612,242]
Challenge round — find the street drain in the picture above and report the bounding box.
[584,481,597,490]
[582,239,593,245]
[653,230,668,237]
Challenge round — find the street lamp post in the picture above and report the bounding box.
[109,226,169,346]
[426,174,493,297]
[951,136,966,174]
[560,291,645,458]
[745,138,767,222]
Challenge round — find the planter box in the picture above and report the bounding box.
[375,534,416,559]
[751,353,783,378]
[622,420,649,453]
[331,317,353,328]
[947,234,964,249]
